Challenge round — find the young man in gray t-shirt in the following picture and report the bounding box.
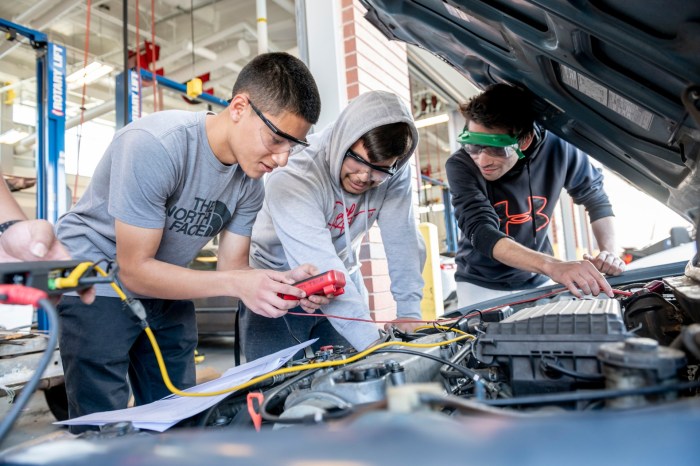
[55,52,324,432]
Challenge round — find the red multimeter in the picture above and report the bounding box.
[278,270,346,300]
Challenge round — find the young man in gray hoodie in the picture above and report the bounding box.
[240,90,426,359]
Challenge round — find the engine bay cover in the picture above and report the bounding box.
[477,299,629,394]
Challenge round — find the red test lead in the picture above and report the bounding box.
[0,284,48,306]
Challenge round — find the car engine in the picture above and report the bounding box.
[189,272,700,430]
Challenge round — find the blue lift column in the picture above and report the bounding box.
[0,19,67,224]
[0,20,67,331]
[115,69,142,129]
[45,43,67,223]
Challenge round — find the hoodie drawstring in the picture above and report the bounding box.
[341,192,354,266]
[526,159,537,239]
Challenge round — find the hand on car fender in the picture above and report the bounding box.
[583,251,626,276]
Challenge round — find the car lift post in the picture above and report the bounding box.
[0,19,67,332]
[115,67,229,128]
[0,19,67,226]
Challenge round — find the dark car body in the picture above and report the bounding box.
[357,0,699,341]
[363,0,699,220]
[3,2,699,464]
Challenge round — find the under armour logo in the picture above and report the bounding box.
[493,196,549,236]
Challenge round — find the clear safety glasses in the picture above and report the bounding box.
[456,130,525,159]
[249,99,309,155]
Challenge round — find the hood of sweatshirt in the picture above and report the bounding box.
[324,90,419,190]
[249,91,425,351]
[320,90,419,266]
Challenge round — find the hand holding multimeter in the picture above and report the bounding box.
[278,270,346,300]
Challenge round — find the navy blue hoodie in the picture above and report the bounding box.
[445,129,614,290]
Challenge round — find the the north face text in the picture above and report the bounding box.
[167,197,232,237]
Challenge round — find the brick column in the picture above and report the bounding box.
[341,0,418,324]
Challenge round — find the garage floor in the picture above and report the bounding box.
[0,336,237,453]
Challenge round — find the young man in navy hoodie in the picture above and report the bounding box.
[446,83,626,308]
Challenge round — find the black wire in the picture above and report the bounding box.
[447,310,483,334]
[0,298,58,445]
[540,360,605,381]
[282,316,302,345]
[446,314,469,333]
[483,380,700,407]
[377,348,481,383]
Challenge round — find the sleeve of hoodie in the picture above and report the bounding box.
[445,151,509,259]
[561,142,614,222]
[376,166,426,320]
[263,168,381,351]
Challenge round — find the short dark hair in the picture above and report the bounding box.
[361,122,414,164]
[231,52,321,125]
[459,83,535,142]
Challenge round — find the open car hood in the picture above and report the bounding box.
[360,0,700,220]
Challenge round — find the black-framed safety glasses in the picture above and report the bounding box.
[344,148,397,184]
[248,99,310,154]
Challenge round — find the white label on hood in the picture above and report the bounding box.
[559,65,653,130]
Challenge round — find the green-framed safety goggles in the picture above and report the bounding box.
[456,130,526,159]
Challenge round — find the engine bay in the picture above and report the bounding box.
[184,270,700,430]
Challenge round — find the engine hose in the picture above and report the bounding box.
[419,393,536,417]
[0,298,57,446]
[378,348,486,399]
[540,359,605,381]
[483,380,700,407]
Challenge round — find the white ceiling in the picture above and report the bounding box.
[0,0,476,179]
[0,0,299,118]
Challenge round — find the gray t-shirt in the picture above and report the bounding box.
[57,110,264,298]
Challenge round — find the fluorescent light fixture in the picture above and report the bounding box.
[415,113,449,128]
[0,128,30,145]
[66,62,114,89]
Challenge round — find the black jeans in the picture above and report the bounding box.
[57,296,197,433]
[238,303,351,362]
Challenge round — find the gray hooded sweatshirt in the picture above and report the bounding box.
[249,91,426,350]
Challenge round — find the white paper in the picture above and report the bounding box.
[0,304,34,332]
[57,339,316,432]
